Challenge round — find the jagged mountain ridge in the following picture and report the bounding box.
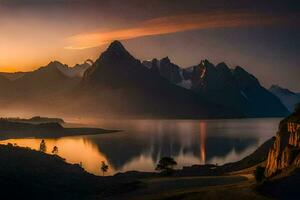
[80,41,234,118]
[144,58,289,117]
[0,41,290,118]
[143,58,192,89]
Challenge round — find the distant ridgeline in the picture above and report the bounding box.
[0,117,113,139]
[0,116,64,124]
[265,107,300,177]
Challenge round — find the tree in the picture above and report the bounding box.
[254,166,265,183]
[39,140,46,153]
[100,161,109,176]
[294,102,300,114]
[156,157,177,175]
[52,146,58,155]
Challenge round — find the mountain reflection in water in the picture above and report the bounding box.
[0,118,280,175]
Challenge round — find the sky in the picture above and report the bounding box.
[0,0,299,91]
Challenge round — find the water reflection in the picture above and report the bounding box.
[200,122,206,164]
[0,118,280,175]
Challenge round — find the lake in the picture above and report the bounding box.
[0,118,281,176]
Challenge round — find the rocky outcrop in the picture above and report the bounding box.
[265,112,300,177]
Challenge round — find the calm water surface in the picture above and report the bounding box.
[0,118,281,176]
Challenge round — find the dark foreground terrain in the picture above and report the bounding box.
[0,144,139,199]
[0,108,299,200]
[0,134,297,200]
[0,134,274,200]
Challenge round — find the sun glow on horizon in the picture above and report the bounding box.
[0,10,296,72]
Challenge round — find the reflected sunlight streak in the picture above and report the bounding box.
[200,122,206,164]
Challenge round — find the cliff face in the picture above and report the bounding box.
[265,113,300,177]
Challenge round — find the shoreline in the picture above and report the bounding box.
[0,143,267,200]
[0,119,119,140]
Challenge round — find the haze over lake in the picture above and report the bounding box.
[0,118,281,176]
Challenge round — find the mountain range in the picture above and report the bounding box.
[0,41,291,118]
[143,56,289,117]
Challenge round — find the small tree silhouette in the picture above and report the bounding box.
[52,146,58,155]
[254,166,265,183]
[100,161,109,176]
[156,157,177,175]
[39,140,46,153]
[294,102,300,114]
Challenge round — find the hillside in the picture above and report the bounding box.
[0,144,138,199]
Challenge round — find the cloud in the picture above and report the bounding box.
[65,12,297,50]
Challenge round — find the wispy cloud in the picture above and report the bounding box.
[65,12,295,50]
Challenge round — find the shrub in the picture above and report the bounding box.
[254,166,265,183]
[156,157,177,175]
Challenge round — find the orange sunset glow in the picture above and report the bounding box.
[65,12,292,50]
[1,4,299,90]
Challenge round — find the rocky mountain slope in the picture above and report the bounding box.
[80,41,233,118]
[144,58,289,117]
[269,85,300,112]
